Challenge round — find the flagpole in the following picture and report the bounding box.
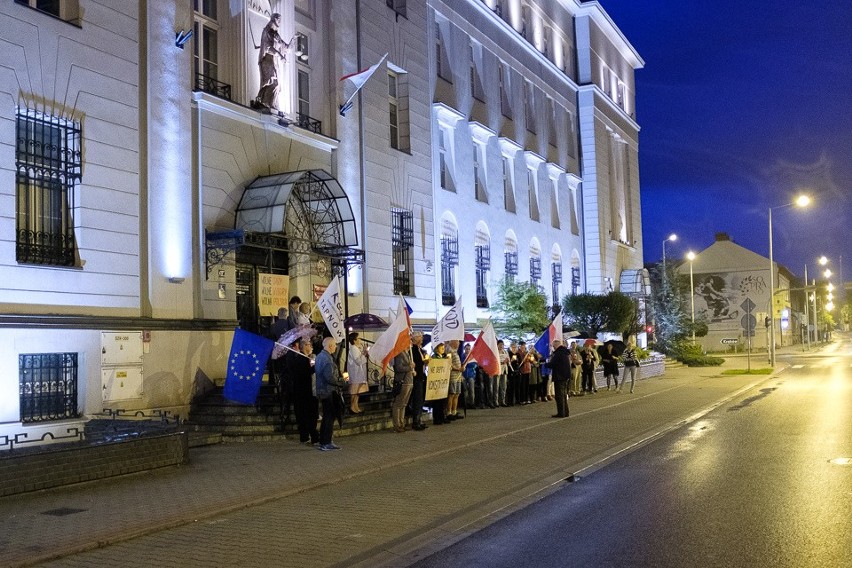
[273,342,311,359]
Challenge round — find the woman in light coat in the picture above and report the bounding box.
[347,332,368,413]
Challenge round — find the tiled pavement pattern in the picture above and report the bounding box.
[1,355,799,568]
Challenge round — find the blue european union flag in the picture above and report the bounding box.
[534,329,551,359]
[223,328,274,405]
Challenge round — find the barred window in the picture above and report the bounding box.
[571,266,581,295]
[475,244,491,308]
[504,250,518,281]
[16,107,81,266]
[392,208,414,296]
[19,352,79,423]
[530,256,541,285]
[552,262,562,307]
[441,234,459,306]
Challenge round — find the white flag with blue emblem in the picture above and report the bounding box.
[223,328,275,404]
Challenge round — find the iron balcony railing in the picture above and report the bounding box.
[296,112,322,134]
[195,73,232,101]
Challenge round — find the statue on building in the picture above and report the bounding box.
[252,13,292,113]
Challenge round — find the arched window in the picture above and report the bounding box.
[504,231,518,281]
[529,238,542,286]
[441,215,459,305]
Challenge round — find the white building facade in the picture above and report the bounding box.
[1,0,643,450]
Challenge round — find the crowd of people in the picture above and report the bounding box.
[270,297,642,450]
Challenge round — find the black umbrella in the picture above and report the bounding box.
[344,313,389,331]
[599,339,626,357]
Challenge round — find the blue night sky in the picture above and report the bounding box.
[597,0,851,280]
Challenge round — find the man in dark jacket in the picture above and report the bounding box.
[547,340,571,418]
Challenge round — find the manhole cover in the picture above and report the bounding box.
[41,507,88,517]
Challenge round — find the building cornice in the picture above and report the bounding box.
[577,84,641,132]
[469,121,497,145]
[574,2,644,69]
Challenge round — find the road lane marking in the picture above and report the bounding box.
[792,365,804,369]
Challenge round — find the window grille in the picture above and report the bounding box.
[16,108,80,266]
[530,256,541,284]
[19,352,79,423]
[552,262,562,306]
[475,244,491,307]
[505,250,518,281]
[571,266,581,295]
[392,209,414,295]
[441,235,459,305]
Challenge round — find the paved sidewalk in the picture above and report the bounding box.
[0,350,814,568]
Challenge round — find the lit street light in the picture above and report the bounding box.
[824,269,832,278]
[686,251,696,343]
[768,194,810,367]
[662,233,677,272]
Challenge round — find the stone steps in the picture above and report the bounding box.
[186,386,397,442]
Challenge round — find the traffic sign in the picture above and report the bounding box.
[741,314,756,331]
[740,298,756,312]
[721,338,739,345]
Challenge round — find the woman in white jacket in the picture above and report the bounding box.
[347,332,369,413]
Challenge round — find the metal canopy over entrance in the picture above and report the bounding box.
[235,169,359,257]
[620,268,651,297]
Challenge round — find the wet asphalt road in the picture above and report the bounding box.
[412,337,852,568]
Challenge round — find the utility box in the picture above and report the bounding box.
[102,367,144,401]
[101,332,143,366]
[101,332,144,401]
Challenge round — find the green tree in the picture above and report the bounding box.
[490,278,550,338]
[649,261,692,353]
[561,291,640,338]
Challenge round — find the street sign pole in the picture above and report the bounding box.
[741,298,757,373]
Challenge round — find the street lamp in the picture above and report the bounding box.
[824,269,832,278]
[686,251,696,343]
[662,233,677,272]
[768,194,810,367]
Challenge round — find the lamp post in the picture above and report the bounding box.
[686,251,696,343]
[768,194,810,367]
[662,233,677,272]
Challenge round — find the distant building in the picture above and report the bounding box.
[676,233,805,352]
[1,0,645,449]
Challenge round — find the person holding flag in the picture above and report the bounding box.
[546,340,571,418]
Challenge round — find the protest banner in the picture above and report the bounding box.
[425,357,451,401]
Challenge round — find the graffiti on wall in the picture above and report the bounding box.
[694,272,767,325]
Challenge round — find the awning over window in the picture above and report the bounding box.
[620,268,651,296]
[235,169,358,251]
